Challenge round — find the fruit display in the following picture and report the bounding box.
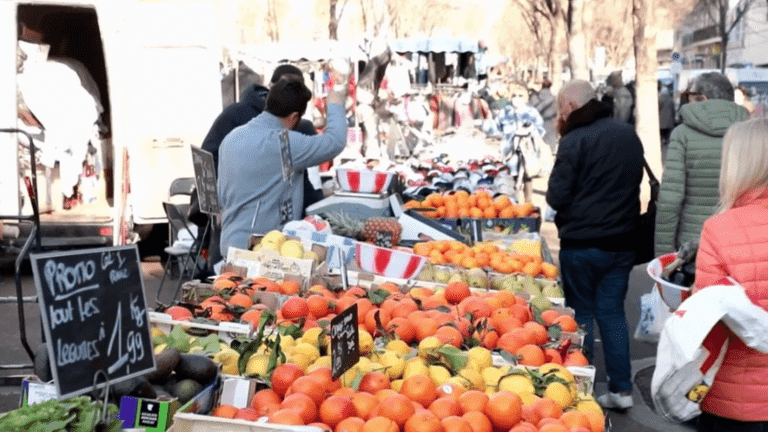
[251,230,322,264]
[326,212,403,248]
[404,190,537,220]
[173,276,602,431]
[413,240,558,279]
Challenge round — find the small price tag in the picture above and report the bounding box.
[330,304,359,380]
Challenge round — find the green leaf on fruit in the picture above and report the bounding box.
[350,371,364,391]
[266,333,283,376]
[547,324,562,341]
[368,289,391,306]
[438,346,468,373]
[436,306,451,313]
[497,350,520,365]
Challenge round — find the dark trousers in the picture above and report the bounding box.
[559,247,635,393]
[698,412,768,432]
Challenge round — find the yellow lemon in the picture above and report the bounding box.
[457,368,485,391]
[544,382,574,409]
[359,330,374,355]
[428,365,452,385]
[151,326,166,338]
[482,367,504,391]
[280,334,296,347]
[188,345,204,354]
[363,362,386,374]
[518,391,540,406]
[293,342,320,363]
[403,360,430,378]
[386,339,411,356]
[380,351,406,379]
[280,240,304,258]
[418,336,441,358]
[447,376,471,390]
[314,356,332,368]
[539,363,575,382]
[468,347,493,371]
[499,374,535,395]
[301,328,324,347]
[391,379,404,392]
[262,230,287,248]
[576,400,603,415]
[288,353,312,372]
[340,367,361,387]
[356,357,372,368]
[246,354,270,376]
[213,349,241,375]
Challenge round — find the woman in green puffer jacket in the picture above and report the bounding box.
[654,73,750,256]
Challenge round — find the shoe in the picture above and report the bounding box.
[597,392,633,409]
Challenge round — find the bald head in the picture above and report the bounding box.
[558,80,595,112]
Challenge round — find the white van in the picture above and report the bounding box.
[1,0,223,257]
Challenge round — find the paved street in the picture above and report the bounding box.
[0,177,698,430]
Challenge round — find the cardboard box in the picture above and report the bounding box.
[218,375,263,409]
[281,229,356,270]
[20,376,57,407]
[118,375,221,431]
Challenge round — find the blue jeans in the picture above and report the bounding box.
[559,247,635,393]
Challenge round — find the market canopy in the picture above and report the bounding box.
[235,41,367,63]
[390,37,479,54]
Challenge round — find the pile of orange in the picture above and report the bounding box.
[405,191,536,220]
[212,365,605,432]
[413,240,559,279]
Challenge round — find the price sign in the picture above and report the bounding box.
[191,146,221,215]
[31,245,156,398]
[330,304,359,380]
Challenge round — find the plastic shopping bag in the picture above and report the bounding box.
[634,284,672,343]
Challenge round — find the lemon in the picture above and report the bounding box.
[213,349,241,375]
[151,326,166,338]
[539,363,575,383]
[340,367,360,387]
[246,354,270,376]
[576,400,603,414]
[577,391,596,402]
[262,230,287,248]
[301,328,325,348]
[368,351,382,363]
[403,360,430,378]
[482,367,504,391]
[356,357,372,368]
[154,344,167,354]
[499,374,535,395]
[288,353,312,371]
[359,330,374,355]
[428,365,452,385]
[386,339,411,356]
[380,351,406,379]
[544,382,574,409]
[314,356,332,368]
[220,342,232,352]
[279,334,296,347]
[418,337,441,358]
[391,379,404,392]
[518,391,540,406]
[468,347,493,371]
[293,342,320,363]
[447,376,471,390]
[362,362,386,374]
[280,240,304,258]
[457,368,484,391]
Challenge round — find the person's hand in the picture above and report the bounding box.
[328,58,350,106]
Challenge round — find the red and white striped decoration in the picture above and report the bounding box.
[337,169,393,194]
[355,243,426,279]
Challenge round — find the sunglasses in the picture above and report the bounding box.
[511,94,526,98]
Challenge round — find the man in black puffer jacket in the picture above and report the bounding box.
[546,79,644,411]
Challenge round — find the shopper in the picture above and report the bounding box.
[218,73,348,256]
[654,72,750,256]
[694,117,768,431]
[531,80,558,154]
[547,79,644,410]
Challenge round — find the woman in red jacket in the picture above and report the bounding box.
[695,117,768,431]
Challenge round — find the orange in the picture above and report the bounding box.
[281,297,310,320]
[208,303,235,322]
[541,263,559,279]
[319,395,357,428]
[354,299,375,324]
[350,392,379,420]
[414,243,433,256]
[538,421,569,432]
[391,299,419,319]
[280,280,301,295]
[458,208,471,218]
[436,207,447,218]
[476,198,491,210]
[493,195,512,211]
[554,315,578,332]
[165,305,193,320]
[510,304,532,323]
[365,308,391,335]
[429,397,462,419]
[445,281,471,304]
[307,295,331,319]
[404,409,443,432]
[495,316,523,335]
[533,397,563,420]
[460,256,479,269]
[374,389,399,402]
[516,344,546,366]
[490,308,513,327]
[287,375,327,406]
[511,422,541,432]
[308,422,333,432]
[240,309,264,330]
[269,409,306,425]
[427,193,445,207]
[362,416,399,432]
[212,404,238,418]
[434,241,451,253]
[214,277,237,290]
[522,261,542,277]
[414,318,440,341]
[271,363,305,397]
[462,411,492,432]
[387,317,417,343]
[523,321,549,345]
[544,348,564,365]
[359,372,391,394]
[499,206,515,218]
[281,393,318,424]
[378,394,416,427]
[521,404,541,425]
[335,417,366,432]
[564,350,590,366]
[228,293,254,308]
[484,391,522,430]
[251,388,282,411]
[541,309,561,326]
[252,277,281,292]
[436,382,466,400]
[434,326,464,348]
[308,367,342,393]
[459,298,493,320]
[559,411,591,429]
[584,410,606,432]
[482,207,498,218]
[475,328,499,350]
[400,374,438,408]
[508,327,536,346]
[469,207,484,218]
[519,202,535,216]
[458,390,489,414]
[441,415,473,432]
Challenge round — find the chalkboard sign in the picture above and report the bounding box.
[330,304,359,380]
[191,146,221,215]
[31,245,156,398]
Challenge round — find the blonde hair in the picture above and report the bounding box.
[719,117,768,211]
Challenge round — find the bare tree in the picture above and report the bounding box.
[633,0,662,175]
[329,0,351,40]
[567,0,589,80]
[512,0,567,87]
[266,0,280,42]
[695,0,757,72]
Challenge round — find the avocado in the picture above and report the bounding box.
[147,347,181,384]
[174,354,218,384]
[172,379,203,404]
[151,385,174,401]
[112,376,156,401]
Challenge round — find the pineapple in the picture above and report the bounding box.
[326,212,402,248]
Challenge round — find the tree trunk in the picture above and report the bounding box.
[633,0,663,179]
[329,0,339,40]
[567,0,590,80]
[549,14,566,91]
